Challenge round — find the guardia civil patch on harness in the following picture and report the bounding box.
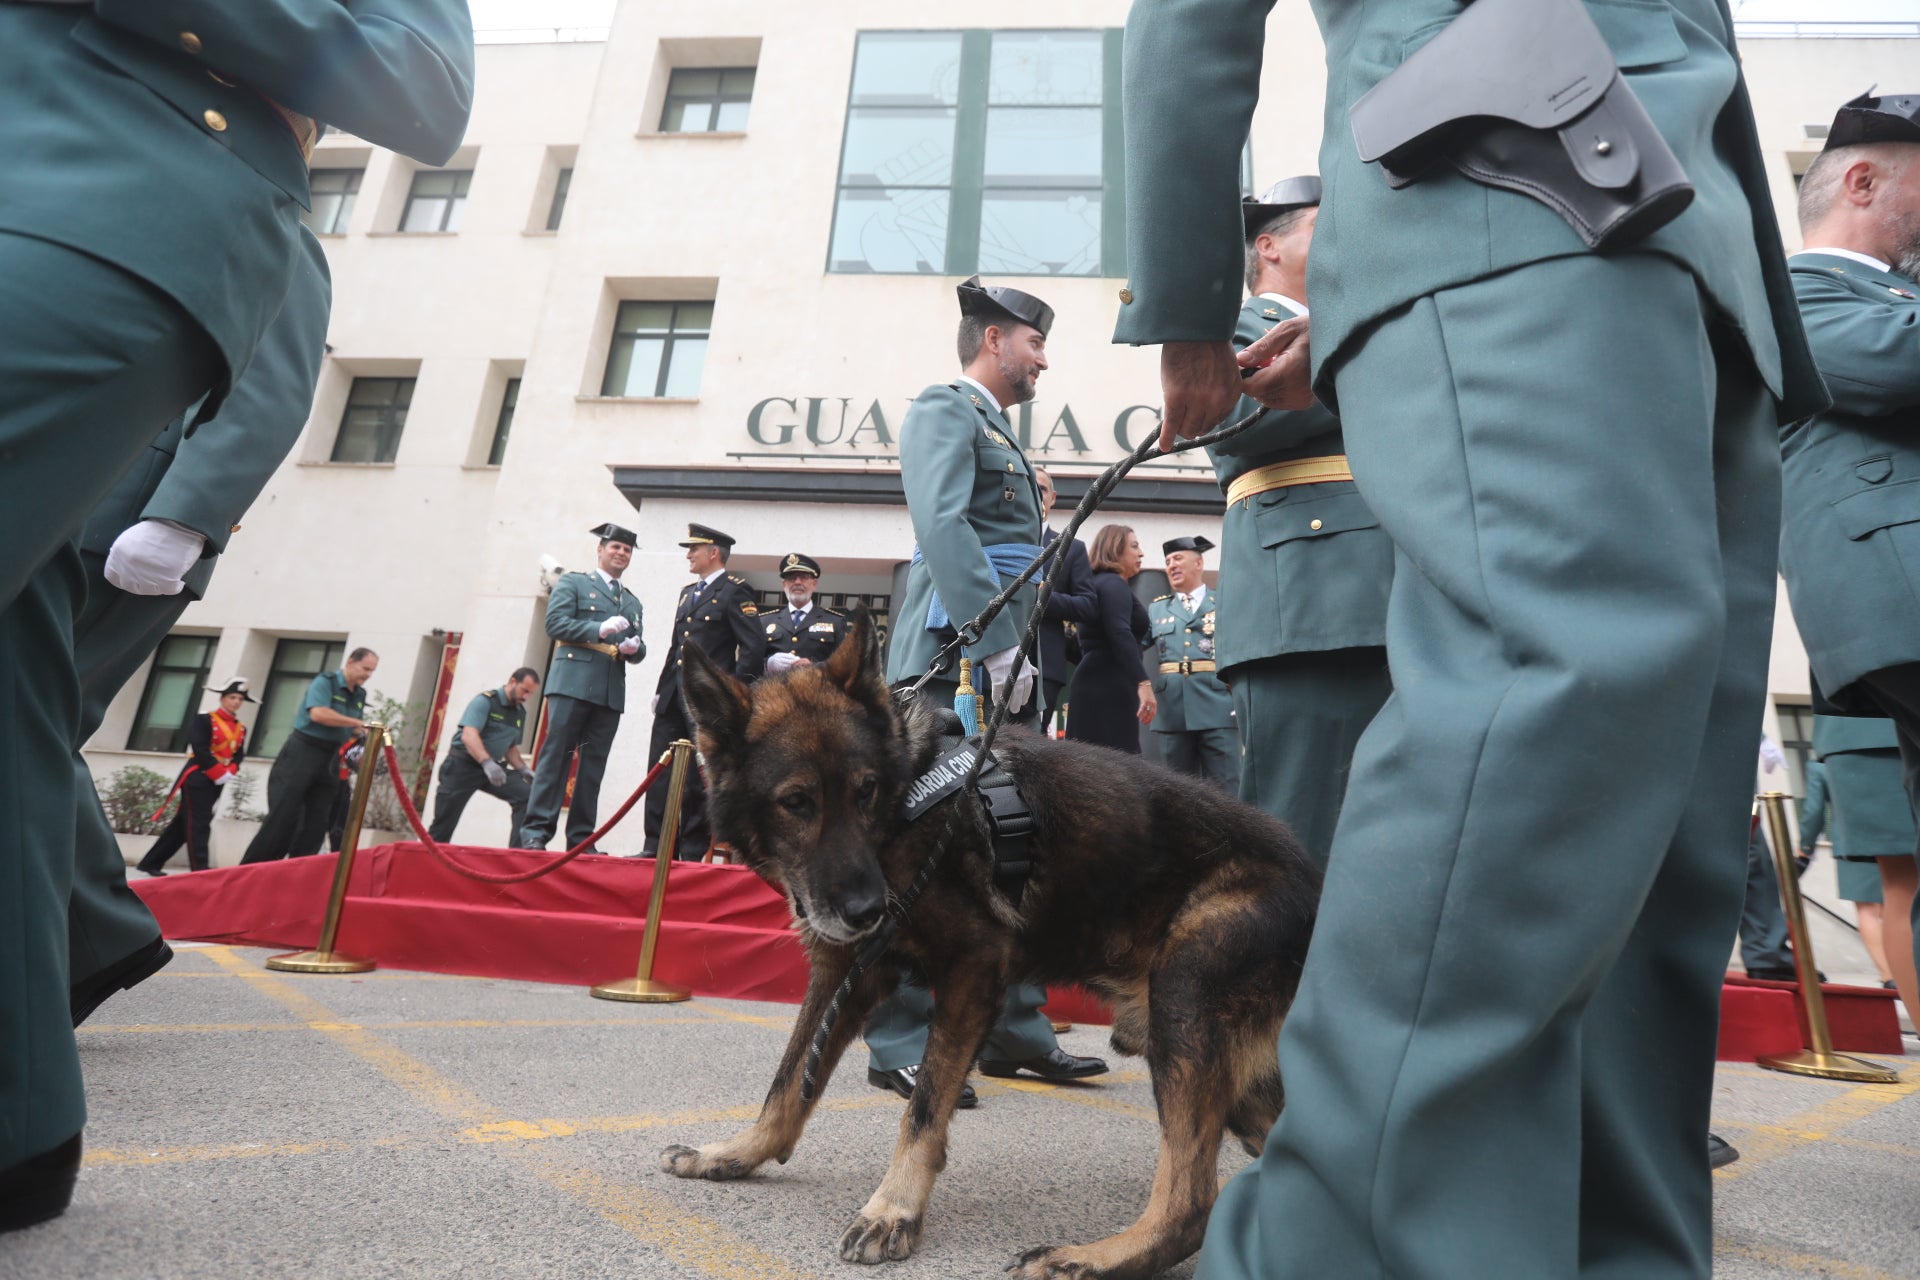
[903,740,981,821]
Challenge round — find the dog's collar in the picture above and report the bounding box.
[901,734,1034,902]
[903,740,982,821]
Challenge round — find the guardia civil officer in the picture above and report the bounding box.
[1207,178,1391,864]
[241,649,379,864]
[1777,91,1920,1027]
[763,553,849,674]
[135,681,255,876]
[0,3,472,1229]
[429,669,541,848]
[866,277,1105,1108]
[1116,1,1825,1274]
[646,524,766,857]
[65,231,331,1031]
[1146,536,1239,790]
[519,525,645,853]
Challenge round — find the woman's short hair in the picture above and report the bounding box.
[1088,523,1135,574]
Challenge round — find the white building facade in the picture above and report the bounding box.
[82,4,1919,851]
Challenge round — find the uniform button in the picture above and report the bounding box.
[179,31,202,54]
[1309,519,1323,531]
[1119,287,1134,304]
[203,109,228,132]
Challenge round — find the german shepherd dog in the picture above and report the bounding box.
[660,613,1319,1278]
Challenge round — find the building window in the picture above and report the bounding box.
[256,639,347,758]
[331,376,415,463]
[660,68,755,133]
[601,302,712,398]
[829,28,1125,278]
[126,634,219,753]
[402,169,472,232]
[487,377,520,466]
[546,167,572,230]
[1776,701,1815,801]
[304,168,362,235]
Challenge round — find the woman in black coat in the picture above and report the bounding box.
[1066,524,1157,751]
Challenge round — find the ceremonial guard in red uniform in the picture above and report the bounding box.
[137,680,253,875]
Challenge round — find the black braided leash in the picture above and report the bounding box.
[799,405,1270,1101]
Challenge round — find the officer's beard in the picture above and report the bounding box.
[998,353,1041,405]
[1884,203,1920,283]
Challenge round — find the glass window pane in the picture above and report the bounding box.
[672,301,713,332]
[984,107,1102,186]
[662,100,712,132]
[839,109,957,186]
[444,195,466,232]
[851,32,962,106]
[489,378,519,465]
[671,69,721,97]
[547,168,571,230]
[134,673,198,750]
[989,31,1104,106]
[604,336,665,397]
[661,338,707,397]
[978,190,1103,276]
[721,68,757,95]
[829,188,949,274]
[402,197,446,232]
[615,301,676,333]
[714,99,750,131]
[412,171,458,198]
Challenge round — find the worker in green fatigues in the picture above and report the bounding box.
[1207,177,1391,866]
[67,230,332,1030]
[1776,90,1920,1036]
[1114,1,1826,1275]
[429,670,541,848]
[1146,536,1239,790]
[868,277,1106,1107]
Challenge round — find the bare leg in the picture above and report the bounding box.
[1879,857,1918,1027]
[1857,901,1894,985]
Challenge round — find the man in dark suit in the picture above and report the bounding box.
[1032,468,1098,736]
[646,524,767,857]
[763,553,849,673]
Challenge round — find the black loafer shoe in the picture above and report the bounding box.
[0,1133,81,1233]
[70,937,174,1028]
[977,1047,1109,1082]
[1708,1133,1740,1169]
[867,1065,977,1110]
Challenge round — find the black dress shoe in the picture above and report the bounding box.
[1745,965,1826,984]
[1708,1133,1740,1169]
[977,1046,1109,1081]
[70,937,174,1028]
[867,1065,977,1110]
[0,1133,81,1233]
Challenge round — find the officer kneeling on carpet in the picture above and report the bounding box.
[764,552,849,674]
[430,668,541,848]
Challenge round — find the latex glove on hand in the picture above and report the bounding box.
[482,760,507,787]
[104,519,206,596]
[983,646,1035,715]
[617,637,641,656]
[599,614,631,639]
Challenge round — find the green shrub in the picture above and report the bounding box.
[100,765,180,836]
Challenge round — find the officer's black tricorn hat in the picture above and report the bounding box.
[1162,535,1216,556]
[1243,175,1323,236]
[780,552,822,579]
[957,275,1054,338]
[208,678,257,703]
[591,522,638,547]
[678,522,736,549]
[1826,90,1920,152]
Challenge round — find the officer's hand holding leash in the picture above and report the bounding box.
[1238,315,1316,412]
[1156,341,1244,447]
[983,646,1036,715]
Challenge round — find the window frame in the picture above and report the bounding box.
[600,301,713,399]
[255,639,347,759]
[126,634,219,754]
[659,66,757,134]
[546,167,572,231]
[304,167,363,235]
[330,375,416,464]
[401,169,473,233]
[487,377,520,466]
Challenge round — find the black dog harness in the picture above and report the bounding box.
[902,721,1034,902]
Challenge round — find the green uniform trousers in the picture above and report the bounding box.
[1,236,217,1169]
[1198,256,1779,1280]
[1152,726,1240,792]
[1229,648,1391,870]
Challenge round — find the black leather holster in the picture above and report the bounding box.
[1348,0,1694,250]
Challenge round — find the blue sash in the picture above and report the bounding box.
[910,543,1043,631]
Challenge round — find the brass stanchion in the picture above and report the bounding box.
[266,723,385,974]
[591,740,695,1003]
[1754,791,1898,1083]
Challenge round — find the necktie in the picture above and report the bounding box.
[792,608,804,626]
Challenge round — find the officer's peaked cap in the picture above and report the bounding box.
[957,275,1054,338]
[1162,535,1216,556]
[1243,175,1322,235]
[679,522,736,549]
[780,552,822,578]
[591,522,638,547]
[1825,90,1920,152]
[208,678,257,703]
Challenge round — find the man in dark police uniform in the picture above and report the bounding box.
[519,524,645,853]
[646,524,766,857]
[763,553,849,673]
[430,669,542,848]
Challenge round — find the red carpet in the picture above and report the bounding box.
[135,846,1901,1055]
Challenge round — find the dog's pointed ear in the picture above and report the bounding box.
[679,640,751,760]
[824,606,889,713]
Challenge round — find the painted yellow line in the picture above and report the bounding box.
[696,1005,796,1029]
[1715,1060,1920,1181]
[989,1076,1159,1122]
[1714,1238,1908,1280]
[1712,1122,1920,1162]
[85,1138,367,1168]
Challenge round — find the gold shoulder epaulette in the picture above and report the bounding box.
[1153,594,1172,603]
[727,573,749,585]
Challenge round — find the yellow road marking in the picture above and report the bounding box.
[1714,1060,1920,1181]
[697,1005,796,1029]
[990,1076,1159,1122]
[1714,1238,1908,1280]
[85,1138,367,1168]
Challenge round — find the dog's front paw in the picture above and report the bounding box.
[839,1209,921,1263]
[658,1143,753,1182]
[1007,1245,1100,1279]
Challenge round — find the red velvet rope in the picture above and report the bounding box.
[378,742,671,885]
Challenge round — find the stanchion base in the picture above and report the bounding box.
[265,950,378,974]
[591,977,693,1003]
[1050,1020,1073,1034]
[1757,1048,1900,1084]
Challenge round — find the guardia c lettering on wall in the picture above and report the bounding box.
[746,397,1163,457]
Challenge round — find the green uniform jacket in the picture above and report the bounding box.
[1208,295,1391,671]
[1113,0,1825,424]
[544,573,644,713]
[1778,252,1920,710]
[453,688,528,762]
[886,382,1045,686]
[1813,713,1903,759]
[1148,589,1236,731]
[76,229,332,597]
[0,1,471,412]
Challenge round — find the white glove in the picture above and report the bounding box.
[983,646,1035,716]
[104,519,206,596]
[482,759,507,787]
[212,772,231,786]
[617,637,641,656]
[599,614,631,639]
[766,652,802,674]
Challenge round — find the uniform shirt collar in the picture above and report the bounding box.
[597,568,622,592]
[1257,291,1308,316]
[1793,247,1892,274]
[955,374,1004,415]
[700,567,726,588]
[1180,583,1208,609]
[787,600,812,618]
